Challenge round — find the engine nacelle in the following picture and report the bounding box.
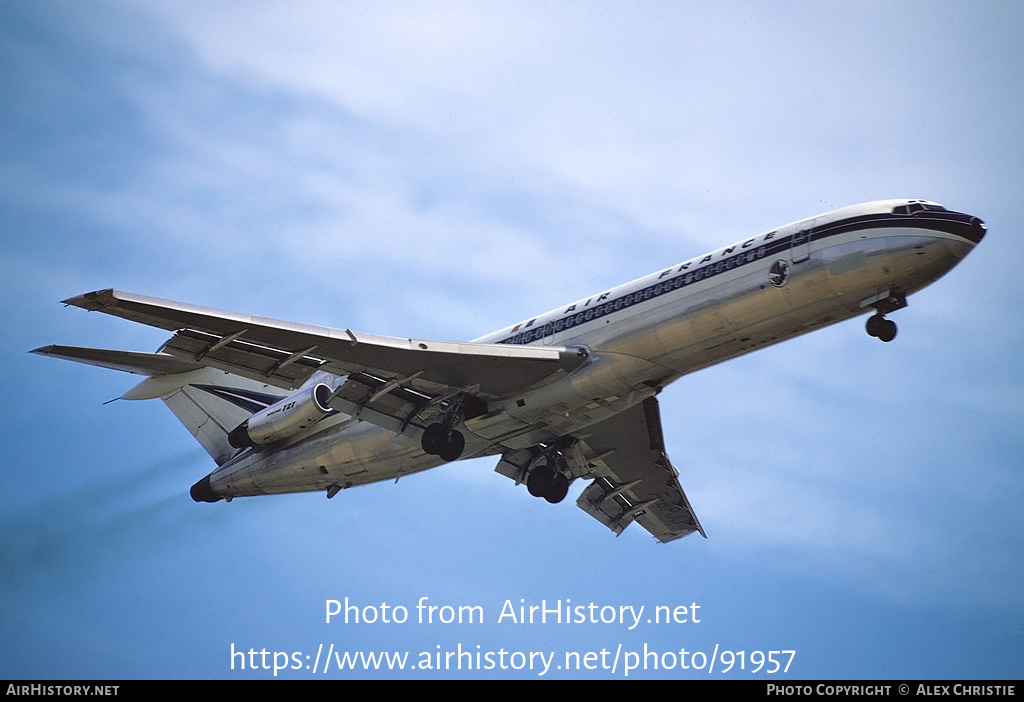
[228,383,332,448]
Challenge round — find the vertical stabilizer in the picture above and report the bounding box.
[127,367,286,465]
[32,345,289,466]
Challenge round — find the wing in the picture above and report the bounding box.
[573,396,705,543]
[62,289,587,401]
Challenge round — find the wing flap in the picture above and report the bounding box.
[325,372,438,436]
[159,328,324,390]
[64,289,585,397]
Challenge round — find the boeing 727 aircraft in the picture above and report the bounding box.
[34,199,985,542]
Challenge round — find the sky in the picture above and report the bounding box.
[1,0,1022,680]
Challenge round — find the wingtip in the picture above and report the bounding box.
[61,288,116,310]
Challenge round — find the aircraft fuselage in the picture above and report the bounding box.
[203,199,984,500]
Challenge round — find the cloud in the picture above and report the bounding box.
[4,2,1023,677]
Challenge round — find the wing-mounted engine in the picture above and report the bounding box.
[228,383,333,448]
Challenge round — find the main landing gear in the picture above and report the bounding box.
[421,422,465,462]
[865,313,897,342]
[415,392,487,464]
[526,456,571,504]
[420,394,474,462]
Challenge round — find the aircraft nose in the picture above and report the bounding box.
[970,216,987,243]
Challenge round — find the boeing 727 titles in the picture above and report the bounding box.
[35,199,985,542]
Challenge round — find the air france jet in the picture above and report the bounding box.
[34,199,985,542]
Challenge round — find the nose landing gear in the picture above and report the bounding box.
[863,290,905,343]
[866,313,897,342]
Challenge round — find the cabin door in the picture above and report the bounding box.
[790,217,817,263]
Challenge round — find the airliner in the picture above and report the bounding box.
[34,199,985,542]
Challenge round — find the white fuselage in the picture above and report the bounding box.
[206,199,983,499]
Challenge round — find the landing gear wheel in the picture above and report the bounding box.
[527,465,554,498]
[421,424,465,461]
[877,319,897,342]
[438,429,465,462]
[866,314,898,342]
[544,472,570,504]
[421,423,446,455]
[526,464,570,503]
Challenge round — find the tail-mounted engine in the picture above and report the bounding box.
[228,383,332,448]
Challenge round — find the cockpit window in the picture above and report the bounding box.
[892,202,947,215]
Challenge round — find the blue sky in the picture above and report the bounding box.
[2,1,1022,679]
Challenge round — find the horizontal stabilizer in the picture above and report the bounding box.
[31,345,205,376]
[32,344,290,464]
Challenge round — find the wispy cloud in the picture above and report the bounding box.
[3,0,1022,678]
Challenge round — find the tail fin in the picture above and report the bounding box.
[32,345,285,465]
